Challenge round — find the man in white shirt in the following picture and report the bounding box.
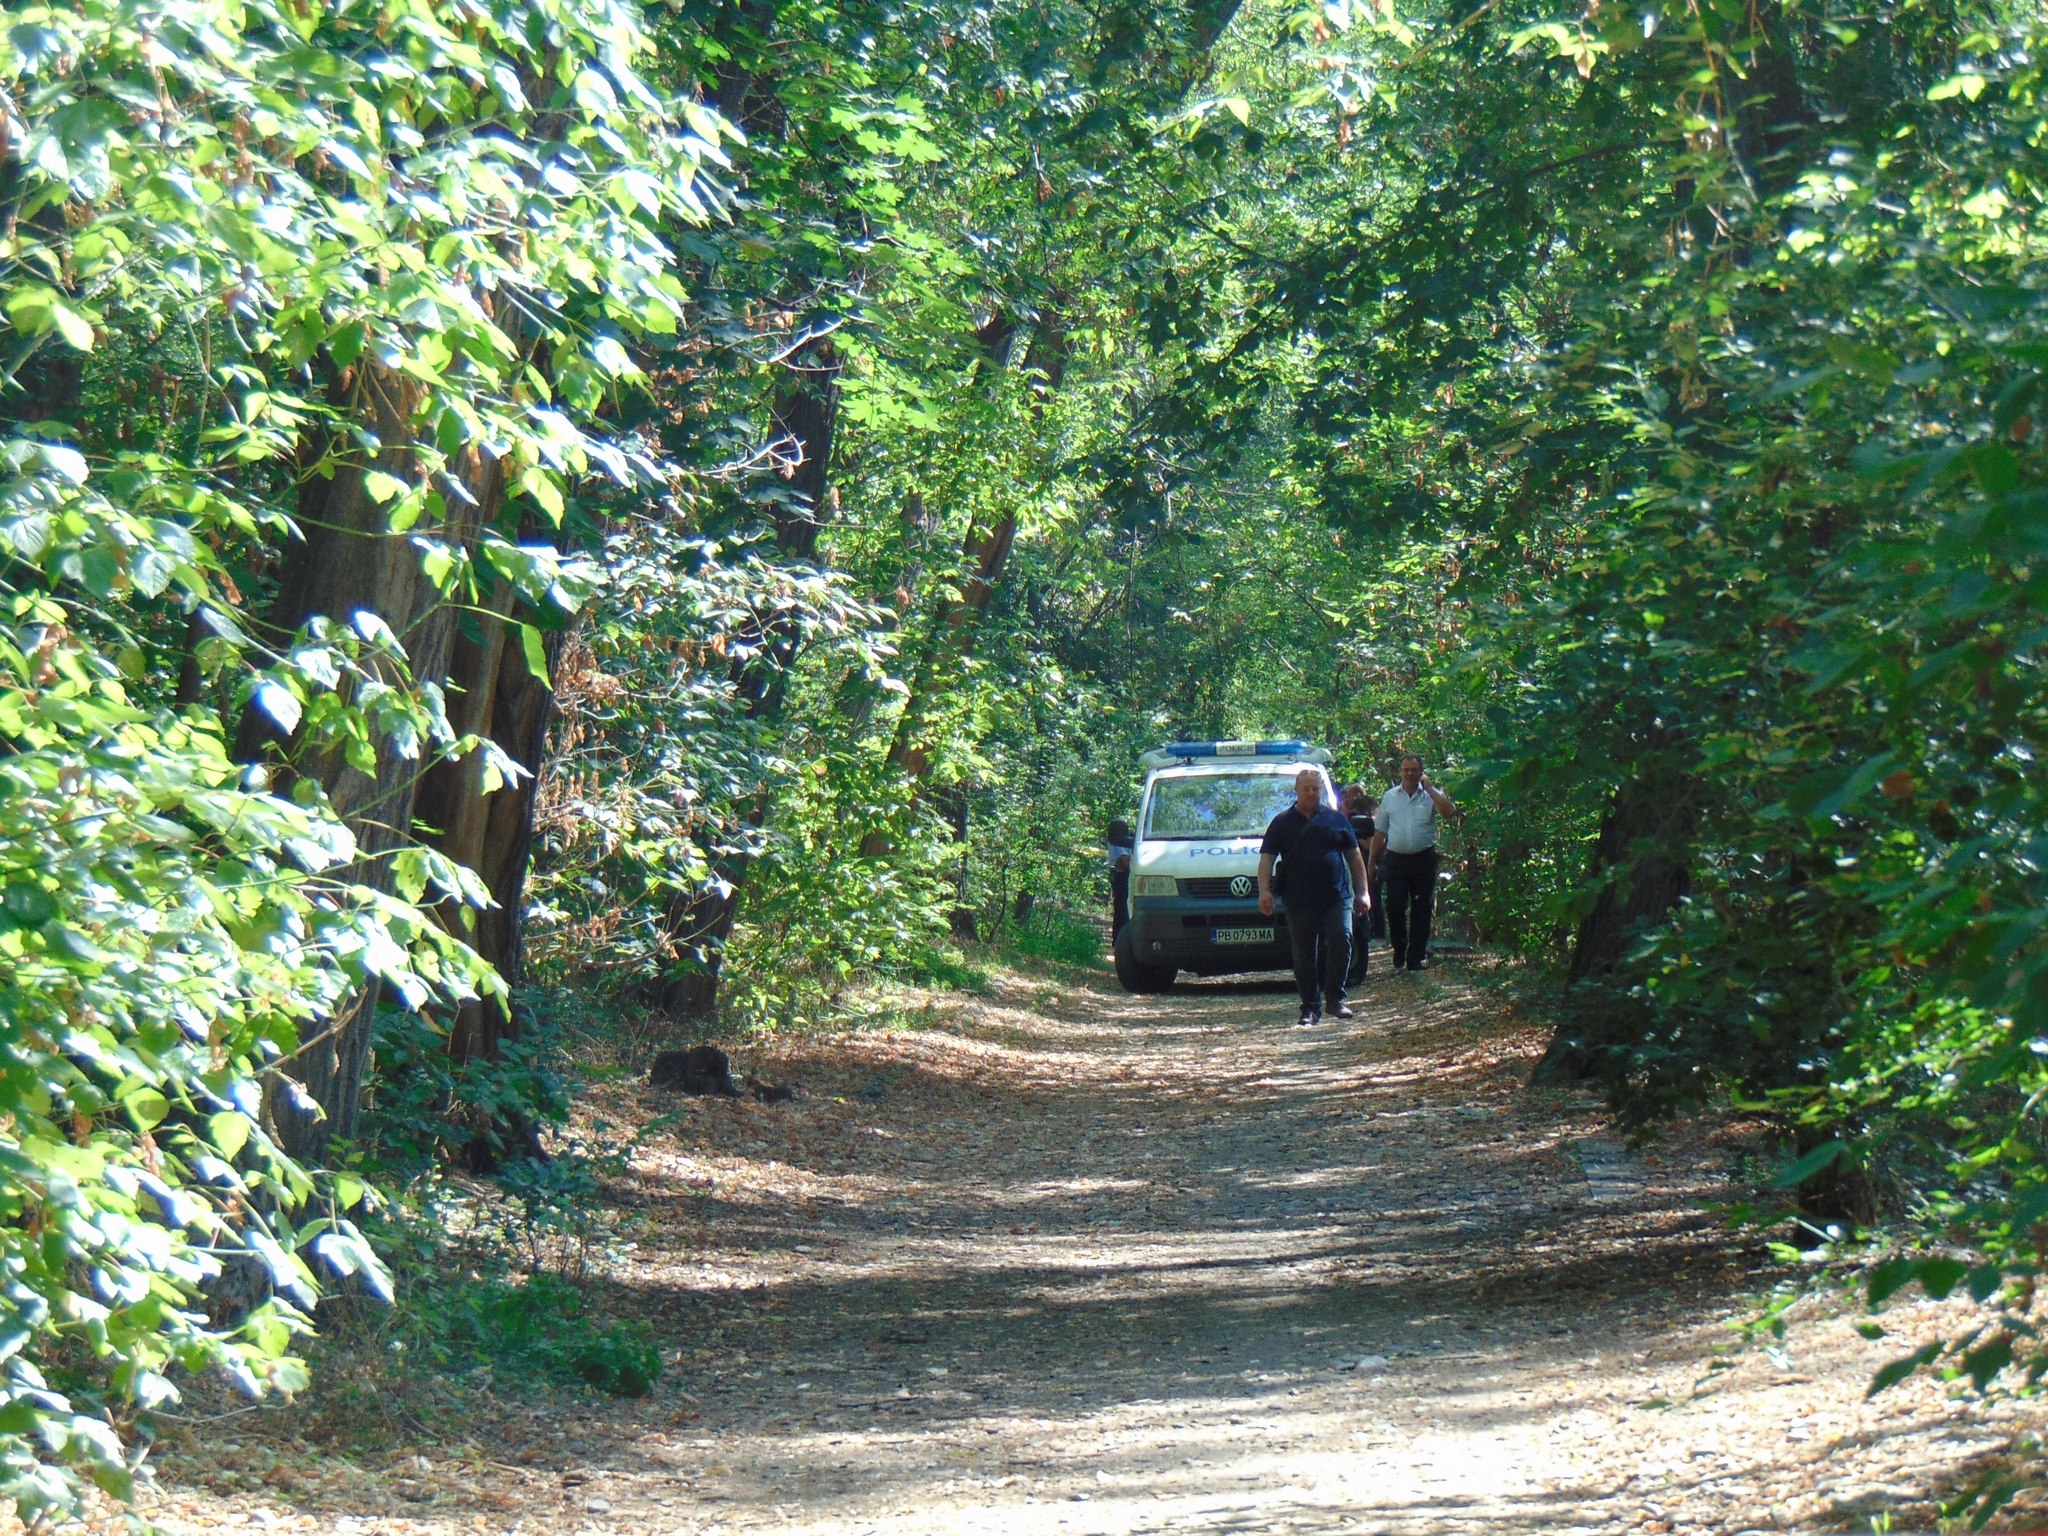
[1366,754,1458,973]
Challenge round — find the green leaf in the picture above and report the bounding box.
[1919,1257,1968,1299]
[1771,1140,1850,1189]
[328,320,367,368]
[1965,442,2020,497]
[208,1111,252,1161]
[1967,1265,2005,1304]
[518,466,565,521]
[123,1089,169,1131]
[251,679,303,736]
[1784,754,1903,821]
[1964,1335,2013,1391]
[2,882,58,927]
[517,621,551,687]
[5,284,95,351]
[1867,1258,1921,1305]
[49,298,94,351]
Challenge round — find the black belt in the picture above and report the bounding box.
[1383,847,1438,862]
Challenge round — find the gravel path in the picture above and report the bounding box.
[147,963,2040,1534]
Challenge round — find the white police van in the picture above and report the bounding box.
[1113,740,1337,994]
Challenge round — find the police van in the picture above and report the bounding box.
[1113,740,1337,994]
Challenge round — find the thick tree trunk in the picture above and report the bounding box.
[1732,1,1818,198]
[241,363,498,1158]
[0,195,82,433]
[2,340,80,433]
[407,593,564,1167]
[1531,762,1698,1085]
[1566,771,1698,983]
[410,585,564,1065]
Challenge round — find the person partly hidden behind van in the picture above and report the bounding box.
[1106,818,1135,936]
[1257,768,1370,1027]
[1341,783,1382,984]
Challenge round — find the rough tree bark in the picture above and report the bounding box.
[1531,744,1700,1083]
[1566,767,1699,984]
[238,361,500,1158]
[409,587,564,1064]
[0,191,83,433]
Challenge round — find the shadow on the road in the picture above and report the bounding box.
[536,972,1773,1530]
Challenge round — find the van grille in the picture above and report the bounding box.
[1181,876,1256,900]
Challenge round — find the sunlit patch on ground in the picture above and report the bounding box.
[141,962,2048,1534]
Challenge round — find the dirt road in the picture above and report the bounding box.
[149,964,2035,1534]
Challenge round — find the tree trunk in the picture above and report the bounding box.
[240,362,499,1158]
[410,586,565,1065]
[1531,762,1698,1085]
[0,195,82,434]
[1732,0,1819,199]
[1566,770,1698,983]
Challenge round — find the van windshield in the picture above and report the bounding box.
[1144,773,1304,840]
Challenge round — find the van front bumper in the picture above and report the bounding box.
[1129,895,1295,974]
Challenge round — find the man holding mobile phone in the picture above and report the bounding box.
[1367,754,1457,974]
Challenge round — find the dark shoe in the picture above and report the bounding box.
[1297,1009,1320,1027]
[1406,964,1424,973]
[1327,1003,1355,1019]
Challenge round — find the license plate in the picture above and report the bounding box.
[1212,926,1275,945]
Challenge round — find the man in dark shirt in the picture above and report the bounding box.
[1257,769,1370,1027]
[1106,819,1134,936]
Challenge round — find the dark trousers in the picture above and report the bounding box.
[1383,849,1438,970]
[1110,866,1130,936]
[1345,905,1371,985]
[1318,901,1369,985]
[1285,901,1350,1011]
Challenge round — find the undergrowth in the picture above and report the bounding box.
[996,905,1106,970]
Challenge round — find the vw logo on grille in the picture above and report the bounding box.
[1229,875,1254,898]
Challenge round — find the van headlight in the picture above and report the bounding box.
[1134,875,1177,897]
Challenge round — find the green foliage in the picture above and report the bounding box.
[0,0,732,1510]
[439,1274,661,1398]
[1005,907,1107,969]
[13,0,2048,1505]
[356,1006,572,1177]
[1130,0,2048,1423]
[524,518,923,1002]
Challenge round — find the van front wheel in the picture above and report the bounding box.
[1114,926,1177,994]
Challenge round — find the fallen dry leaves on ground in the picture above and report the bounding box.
[119,960,2048,1534]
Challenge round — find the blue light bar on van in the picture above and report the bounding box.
[1139,739,1334,770]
